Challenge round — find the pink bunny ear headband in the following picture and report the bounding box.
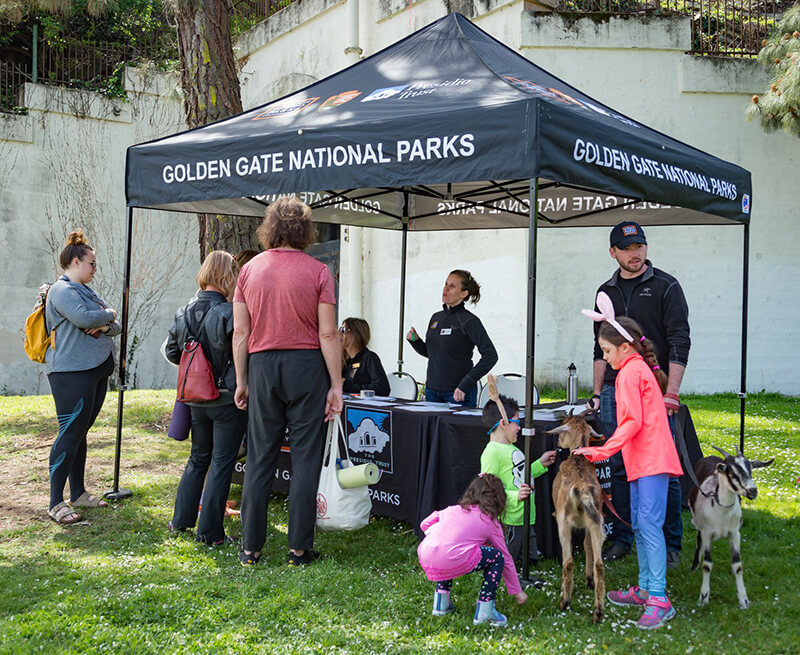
[581,291,634,342]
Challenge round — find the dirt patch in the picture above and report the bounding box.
[0,417,184,532]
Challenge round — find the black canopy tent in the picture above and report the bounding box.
[118,13,753,567]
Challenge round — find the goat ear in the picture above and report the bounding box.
[750,457,774,469]
[700,475,718,497]
[715,462,727,473]
[544,425,570,435]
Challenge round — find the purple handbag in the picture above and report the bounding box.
[167,399,192,441]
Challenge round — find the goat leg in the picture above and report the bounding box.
[558,520,574,611]
[584,530,595,590]
[729,530,749,609]
[698,530,713,606]
[588,522,606,623]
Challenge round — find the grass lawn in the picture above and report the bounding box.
[0,390,798,654]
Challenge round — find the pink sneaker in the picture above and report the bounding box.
[607,586,647,607]
[636,597,675,630]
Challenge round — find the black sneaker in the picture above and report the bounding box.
[522,575,546,590]
[287,549,321,567]
[602,543,632,561]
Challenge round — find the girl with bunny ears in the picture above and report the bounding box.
[574,293,682,630]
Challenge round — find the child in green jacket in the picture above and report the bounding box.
[480,395,556,582]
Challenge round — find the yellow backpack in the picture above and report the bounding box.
[24,284,52,363]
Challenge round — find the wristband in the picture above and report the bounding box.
[664,392,680,410]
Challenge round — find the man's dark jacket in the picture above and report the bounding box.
[594,260,690,386]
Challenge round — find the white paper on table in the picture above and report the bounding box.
[346,399,397,407]
[398,404,454,412]
[453,409,483,416]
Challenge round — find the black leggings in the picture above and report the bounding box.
[435,546,505,602]
[47,356,114,509]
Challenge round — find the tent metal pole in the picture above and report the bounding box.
[739,221,750,454]
[104,207,134,501]
[397,193,409,372]
[521,178,539,584]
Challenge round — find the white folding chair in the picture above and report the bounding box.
[389,371,418,400]
[477,382,491,408]
[495,373,539,406]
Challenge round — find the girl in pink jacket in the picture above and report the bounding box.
[575,313,682,630]
[417,473,528,627]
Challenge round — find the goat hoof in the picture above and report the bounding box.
[593,608,604,624]
[739,597,750,610]
[699,593,709,606]
[586,577,594,590]
[560,599,571,611]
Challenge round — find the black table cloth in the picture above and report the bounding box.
[229,400,700,561]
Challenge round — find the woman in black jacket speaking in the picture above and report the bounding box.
[165,251,246,545]
[407,269,497,407]
[341,317,390,397]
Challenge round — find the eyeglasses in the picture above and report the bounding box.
[486,417,520,435]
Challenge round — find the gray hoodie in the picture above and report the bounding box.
[45,274,121,373]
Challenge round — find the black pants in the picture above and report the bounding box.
[47,355,114,509]
[241,350,329,553]
[172,402,247,543]
[503,522,538,566]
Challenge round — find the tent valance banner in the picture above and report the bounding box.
[126,13,751,228]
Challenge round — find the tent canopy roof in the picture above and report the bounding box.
[125,13,752,230]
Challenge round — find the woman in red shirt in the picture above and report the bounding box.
[574,314,681,631]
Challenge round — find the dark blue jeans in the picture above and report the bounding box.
[425,386,477,407]
[172,402,247,543]
[599,384,683,553]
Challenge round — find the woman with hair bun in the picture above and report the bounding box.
[45,230,120,525]
[407,269,498,407]
[165,250,247,545]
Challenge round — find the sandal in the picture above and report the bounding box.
[70,492,108,508]
[48,501,83,525]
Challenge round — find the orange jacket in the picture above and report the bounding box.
[582,353,682,481]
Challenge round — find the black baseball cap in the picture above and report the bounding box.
[610,221,647,249]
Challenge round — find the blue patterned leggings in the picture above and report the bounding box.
[435,546,504,601]
[47,356,113,509]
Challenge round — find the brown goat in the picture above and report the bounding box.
[546,412,606,623]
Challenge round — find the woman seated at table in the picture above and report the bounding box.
[341,317,390,397]
[406,269,497,407]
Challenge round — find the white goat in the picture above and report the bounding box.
[689,445,773,609]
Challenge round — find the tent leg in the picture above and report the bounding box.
[521,178,539,584]
[105,207,134,501]
[397,195,409,373]
[739,222,750,455]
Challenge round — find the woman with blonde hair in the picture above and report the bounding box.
[45,230,120,525]
[165,250,246,545]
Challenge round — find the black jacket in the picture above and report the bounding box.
[343,348,391,396]
[594,261,691,386]
[166,291,236,398]
[408,302,498,393]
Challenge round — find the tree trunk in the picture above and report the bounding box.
[173,0,260,259]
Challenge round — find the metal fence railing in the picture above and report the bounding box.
[553,0,792,57]
[0,61,30,112]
